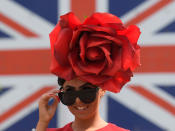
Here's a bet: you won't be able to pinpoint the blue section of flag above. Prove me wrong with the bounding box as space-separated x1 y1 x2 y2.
158 21 175 32
156 85 175 97
109 0 145 17
14 0 58 25
0 87 11 96
107 96 165 131
0 30 11 38
5 100 57 131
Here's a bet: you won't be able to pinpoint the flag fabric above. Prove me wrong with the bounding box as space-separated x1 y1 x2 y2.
0 0 175 131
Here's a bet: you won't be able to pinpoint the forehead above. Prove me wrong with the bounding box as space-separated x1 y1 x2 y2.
63 78 86 89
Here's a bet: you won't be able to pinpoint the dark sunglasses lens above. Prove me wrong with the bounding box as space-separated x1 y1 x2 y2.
58 92 75 106
58 87 98 105
79 88 98 104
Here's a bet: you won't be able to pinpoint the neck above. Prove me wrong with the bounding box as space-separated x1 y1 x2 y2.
72 111 107 131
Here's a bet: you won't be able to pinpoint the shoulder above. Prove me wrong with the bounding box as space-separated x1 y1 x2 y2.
101 123 130 131
46 122 72 131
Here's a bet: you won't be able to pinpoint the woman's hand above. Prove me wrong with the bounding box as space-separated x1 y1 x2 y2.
36 90 60 131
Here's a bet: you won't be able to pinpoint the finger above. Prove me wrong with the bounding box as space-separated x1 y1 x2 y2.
46 94 59 112
49 94 60 103
39 93 55 108
39 94 58 112
51 97 59 108
39 89 61 109
50 90 61 101
50 98 59 114
51 89 61 94
41 93 53 102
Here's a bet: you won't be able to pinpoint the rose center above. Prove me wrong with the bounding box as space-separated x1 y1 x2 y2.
86 47 105 61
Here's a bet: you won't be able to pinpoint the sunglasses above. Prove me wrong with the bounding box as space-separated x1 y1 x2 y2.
58 83 99 106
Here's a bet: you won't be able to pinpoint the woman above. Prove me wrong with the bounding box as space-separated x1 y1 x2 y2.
36 77 130 131
36 12 141 131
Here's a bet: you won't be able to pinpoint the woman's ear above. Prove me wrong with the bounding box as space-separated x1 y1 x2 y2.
100 89 106 97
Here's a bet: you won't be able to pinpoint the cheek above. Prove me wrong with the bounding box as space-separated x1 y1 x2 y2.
87 93 101 112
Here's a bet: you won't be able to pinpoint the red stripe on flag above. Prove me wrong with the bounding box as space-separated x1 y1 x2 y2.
129 85 175 116
0 13 38 37
0 46 175 75
125 0 173 26
0 86 56 123
71 0 95 22
135 46 175 73
0 49 51 75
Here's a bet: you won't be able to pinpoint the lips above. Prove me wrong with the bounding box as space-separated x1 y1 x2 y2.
74 106 88 110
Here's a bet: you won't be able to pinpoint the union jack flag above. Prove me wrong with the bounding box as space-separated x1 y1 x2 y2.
0 0 175 131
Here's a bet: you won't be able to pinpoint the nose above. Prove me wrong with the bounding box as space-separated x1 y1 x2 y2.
74 96 83 104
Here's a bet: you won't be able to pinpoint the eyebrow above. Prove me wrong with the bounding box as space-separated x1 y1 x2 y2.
64 83 95 90
79 83 92 88
64 85 75 90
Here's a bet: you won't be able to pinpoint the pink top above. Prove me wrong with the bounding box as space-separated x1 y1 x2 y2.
47 122 130 131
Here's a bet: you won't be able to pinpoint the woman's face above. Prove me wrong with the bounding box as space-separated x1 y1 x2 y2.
62 78 105 120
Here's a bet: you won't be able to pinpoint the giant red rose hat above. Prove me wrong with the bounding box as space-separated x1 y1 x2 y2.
49 12 141 93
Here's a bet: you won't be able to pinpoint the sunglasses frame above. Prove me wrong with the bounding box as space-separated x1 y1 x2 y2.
58 83 99 106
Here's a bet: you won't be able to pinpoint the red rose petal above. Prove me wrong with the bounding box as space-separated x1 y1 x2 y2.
116 35 135 71
102 46 122 76
54 28 73 66
100 78 121 93
87 36 111 48
101 69 133 93
115 69 133 83
81 25 116 36
117 25 141 45
83 12 122 25
80 33 88 63
126 25 141 44
91 33 122 46
120 34 140 71
99 45 113 66
122 45 140 71
70 24 120 50
60 12 81 29
79 75 110 85
70 29 81 49
49 23 75 80
71 25 107 49
122 45 134 70
78 60 106 75
70 27 92 49
86 47 105 61
130 46 140 71
68 48 88 76
49 23 61 53
50 56 75 80
103 23 125 31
